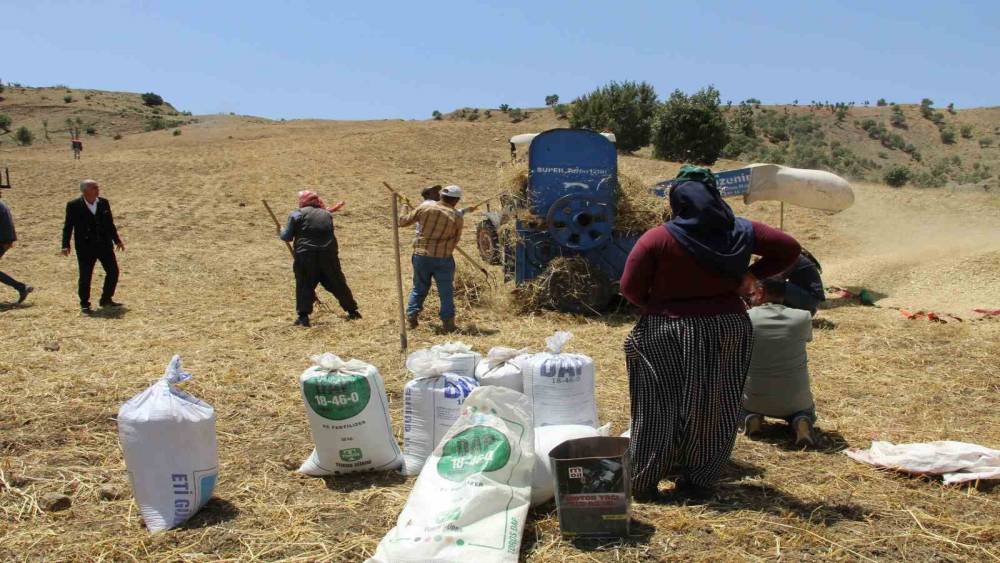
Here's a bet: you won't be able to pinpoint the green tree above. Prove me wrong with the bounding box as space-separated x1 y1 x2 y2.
14 126 33 146
651 86 730 164
569 81 658 152
544 94 559 106
0 113 11 132
890 104 907 128
883 165 911 187
141 92 164 106
499 103 510 113
947 102 956 114
431 110 442 120
876 98 887 106
920 98 934 119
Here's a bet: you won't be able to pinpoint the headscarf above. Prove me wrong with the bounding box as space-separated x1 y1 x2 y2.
665 166 754 280
297 190 341 213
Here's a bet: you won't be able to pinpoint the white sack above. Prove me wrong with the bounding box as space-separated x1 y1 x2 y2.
402 349 479 475
117 356 218 532
743 163 854 212
475 346 529 392
430 341 482 378
521 332 598 428
530 424 609 506
845 440 1000 484
370 386 534 563
298 353 403 476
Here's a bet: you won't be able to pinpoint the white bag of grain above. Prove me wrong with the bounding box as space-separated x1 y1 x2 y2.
402 349 479 476
430 340 482 378
530 423 610 506
521 331 598 428
298 353 403 476
474 346 529 392
370 386 534 563
117 356 218 532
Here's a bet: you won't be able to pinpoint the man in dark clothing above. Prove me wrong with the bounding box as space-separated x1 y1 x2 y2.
61 179 124 314
0 190 33 304
776 249 825 316
279 190 360 327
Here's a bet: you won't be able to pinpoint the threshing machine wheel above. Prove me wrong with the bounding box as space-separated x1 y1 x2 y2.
546 194 613 251
475 219 502 265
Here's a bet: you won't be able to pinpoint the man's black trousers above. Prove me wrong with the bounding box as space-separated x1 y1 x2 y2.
77 245 118 308
293 246 358 316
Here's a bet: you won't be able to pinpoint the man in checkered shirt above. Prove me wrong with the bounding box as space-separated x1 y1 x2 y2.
398 185 464 333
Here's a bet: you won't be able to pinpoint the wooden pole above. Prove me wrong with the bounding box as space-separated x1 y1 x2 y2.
390 194 408 352
779 201 785 230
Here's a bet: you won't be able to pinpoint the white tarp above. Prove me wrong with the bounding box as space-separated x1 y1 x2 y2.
845 440 1000 484
743 163 854 212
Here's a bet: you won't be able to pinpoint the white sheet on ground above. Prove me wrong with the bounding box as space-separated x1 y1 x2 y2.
844 440 1000 484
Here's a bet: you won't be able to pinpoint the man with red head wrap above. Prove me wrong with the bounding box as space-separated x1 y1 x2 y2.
279 190 359 326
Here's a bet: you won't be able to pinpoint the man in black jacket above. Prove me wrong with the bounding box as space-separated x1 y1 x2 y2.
0 188 33 304
61 179 125 314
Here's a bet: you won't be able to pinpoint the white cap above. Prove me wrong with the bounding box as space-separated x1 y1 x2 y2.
441 185 463 199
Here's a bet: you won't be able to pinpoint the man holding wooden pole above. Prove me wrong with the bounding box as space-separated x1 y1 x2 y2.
278 190 361 327
397 185 464 333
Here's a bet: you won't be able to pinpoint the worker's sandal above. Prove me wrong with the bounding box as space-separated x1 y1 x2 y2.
743 414 763 437
792 416 814 447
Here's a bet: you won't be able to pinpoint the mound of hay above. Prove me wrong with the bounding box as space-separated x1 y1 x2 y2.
452 260 496 308
513 256 610 315
498 161 529 199
616 171 667 235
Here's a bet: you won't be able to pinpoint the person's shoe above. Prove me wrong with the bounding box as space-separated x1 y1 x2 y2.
81 306 94 315
793 416 815 447
294 315 311 327
441 317 457 333
406 315 419 329
16 285 33 304
99 299 123 308
347 310 362 320
674 479 715 503
743 413 763 437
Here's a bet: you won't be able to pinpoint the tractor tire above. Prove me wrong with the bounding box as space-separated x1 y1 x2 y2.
476 219 502 265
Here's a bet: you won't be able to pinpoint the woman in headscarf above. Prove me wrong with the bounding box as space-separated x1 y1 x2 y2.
619 166 801 501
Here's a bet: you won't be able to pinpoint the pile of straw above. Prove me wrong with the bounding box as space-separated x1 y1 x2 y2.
512 256 607 314
615 171 667 235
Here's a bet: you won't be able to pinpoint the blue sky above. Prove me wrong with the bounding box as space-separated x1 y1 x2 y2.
4 1 998 119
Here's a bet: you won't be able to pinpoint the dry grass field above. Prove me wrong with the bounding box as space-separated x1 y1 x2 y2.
1 108 998 561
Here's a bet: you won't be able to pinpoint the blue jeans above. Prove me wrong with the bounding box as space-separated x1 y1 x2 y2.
407 255 455 320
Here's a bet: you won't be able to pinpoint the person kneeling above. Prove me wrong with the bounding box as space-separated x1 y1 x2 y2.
742 278 817 446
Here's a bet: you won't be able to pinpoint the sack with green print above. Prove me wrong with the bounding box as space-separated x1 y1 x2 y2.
298 353 403 476
369 386 534 563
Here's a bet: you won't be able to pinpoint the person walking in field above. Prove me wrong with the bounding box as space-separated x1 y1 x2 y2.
619 166 800 502
62 180 124 314
0 188 33 304
279 190 361 327
71 137 83 160
741 278 818 447
398 184 464 333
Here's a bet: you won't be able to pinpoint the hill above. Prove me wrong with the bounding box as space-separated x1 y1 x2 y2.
0 90 997 561
0 84 194 146
440 101 1000 190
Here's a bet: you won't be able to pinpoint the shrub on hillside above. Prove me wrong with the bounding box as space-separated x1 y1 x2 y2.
960 124 973 139
553 103 569 119
113 133 123 140
145 116 183 131
63 95 73 103
499 104 510 113
883 165 911 187
432 110 442 120
545 94 559 106
173 129 182 136
508 108 525 123
85 126 96 135
890 105 906 128
940 128 956 144
920 98 934 119
947 102 956 114
0 113 10 132
931 111 945 126
877 98 887 106
651 86 729 164
729 102 756 137
14 126 33 146
570 81 658 152
142 92 164 106
980 137 994 148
